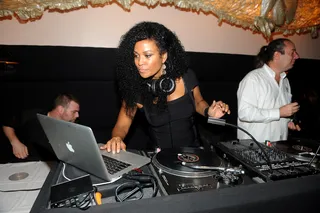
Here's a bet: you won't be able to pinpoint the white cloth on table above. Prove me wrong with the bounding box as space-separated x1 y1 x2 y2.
0 161 52 213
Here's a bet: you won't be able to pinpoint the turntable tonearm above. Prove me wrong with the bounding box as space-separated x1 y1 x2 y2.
149 147 252 195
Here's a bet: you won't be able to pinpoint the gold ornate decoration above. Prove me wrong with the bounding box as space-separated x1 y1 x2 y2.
0 0 319 38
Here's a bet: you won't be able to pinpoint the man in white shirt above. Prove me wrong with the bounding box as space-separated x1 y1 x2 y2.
237 38 301 143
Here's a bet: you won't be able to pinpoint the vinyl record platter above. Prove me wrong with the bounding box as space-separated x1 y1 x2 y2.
271 139 320 162
149 147 251 195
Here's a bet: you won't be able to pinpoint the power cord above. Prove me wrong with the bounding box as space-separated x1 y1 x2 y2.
62 162 122 186
114 173 158 202
62 162 71 181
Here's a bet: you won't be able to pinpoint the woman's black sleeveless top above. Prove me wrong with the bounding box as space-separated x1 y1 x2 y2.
140 69 199 149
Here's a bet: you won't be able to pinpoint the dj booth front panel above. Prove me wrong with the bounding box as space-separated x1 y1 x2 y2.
31 161 320 213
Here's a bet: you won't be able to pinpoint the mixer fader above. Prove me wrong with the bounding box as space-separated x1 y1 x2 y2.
215 139 319 181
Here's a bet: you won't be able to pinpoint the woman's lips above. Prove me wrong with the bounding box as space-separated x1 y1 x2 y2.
138 69 148 73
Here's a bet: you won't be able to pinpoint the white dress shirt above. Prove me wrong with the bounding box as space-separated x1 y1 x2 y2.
237 64 292 143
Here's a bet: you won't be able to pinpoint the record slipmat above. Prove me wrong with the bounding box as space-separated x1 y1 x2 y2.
152 147 223 178
271 139 320 162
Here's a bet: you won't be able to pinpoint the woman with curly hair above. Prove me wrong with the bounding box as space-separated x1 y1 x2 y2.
101 21 230 153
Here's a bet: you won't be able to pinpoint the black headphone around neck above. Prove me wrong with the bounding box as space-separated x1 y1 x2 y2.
147 76 176 96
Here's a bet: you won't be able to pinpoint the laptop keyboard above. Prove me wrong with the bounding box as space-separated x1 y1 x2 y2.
102 155 131 174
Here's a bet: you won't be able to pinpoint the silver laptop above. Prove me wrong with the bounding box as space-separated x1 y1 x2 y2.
36 114 151 181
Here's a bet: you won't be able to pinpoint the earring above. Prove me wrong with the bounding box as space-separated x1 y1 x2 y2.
162 64 166 75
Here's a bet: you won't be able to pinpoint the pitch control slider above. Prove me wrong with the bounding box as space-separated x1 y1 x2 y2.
181 162 245 175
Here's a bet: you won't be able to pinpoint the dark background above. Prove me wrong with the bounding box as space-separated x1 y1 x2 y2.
1 45 319 162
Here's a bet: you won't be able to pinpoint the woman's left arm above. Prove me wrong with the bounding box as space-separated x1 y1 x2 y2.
193 86 230 118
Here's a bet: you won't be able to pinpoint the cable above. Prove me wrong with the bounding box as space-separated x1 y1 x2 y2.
62 162 122 186
123 173 159 197
114 173 159 202
227 123 273 173
207 117 274 174
93 176 122 187
115 182 144 202
62 162 71 181
76 191 95 210
51 190 95 210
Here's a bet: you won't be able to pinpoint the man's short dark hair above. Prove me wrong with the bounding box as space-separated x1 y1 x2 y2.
53 93 79 108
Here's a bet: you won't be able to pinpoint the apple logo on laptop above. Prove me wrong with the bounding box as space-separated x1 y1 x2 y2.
66 141 75 153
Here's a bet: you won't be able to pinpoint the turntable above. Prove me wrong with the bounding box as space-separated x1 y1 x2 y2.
152 147 222 178
271 139 320 162
149 147 252 195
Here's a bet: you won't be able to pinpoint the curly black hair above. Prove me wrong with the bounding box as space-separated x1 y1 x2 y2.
116 21 189 117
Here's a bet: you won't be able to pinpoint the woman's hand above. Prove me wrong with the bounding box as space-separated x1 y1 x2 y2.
208 100 230 118
100 136 126 154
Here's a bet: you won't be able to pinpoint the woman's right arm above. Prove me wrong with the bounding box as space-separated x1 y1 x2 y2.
100 101 137 153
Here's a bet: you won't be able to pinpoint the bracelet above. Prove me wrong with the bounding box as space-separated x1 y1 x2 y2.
204 107 209 117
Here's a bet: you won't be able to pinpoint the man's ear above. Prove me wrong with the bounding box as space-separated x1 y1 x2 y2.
274 51 281 61
57 105 65 114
